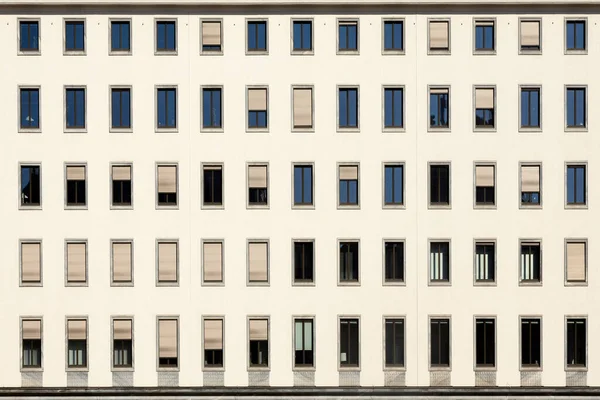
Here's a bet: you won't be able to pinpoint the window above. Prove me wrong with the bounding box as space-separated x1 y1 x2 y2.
203 165 223 206
203 241 223 284
21 242 41 285
202 88 222 129
475 165 495 206
111 21 131 52
66 165 86 207
293 20 312 52
247 165 268 206
22 319 42 368
338 20 358 52
65 88 86 130
113 319 133 368
338 87 358 129
204 319 224 368
430 318 450 367
112 241 132 284
521 165 541 206
384 241 404 283
67 319 87 368
475 242 495 283
383 20 403 52
157 241 178 285
158 318 178 368
340 318 359 367
294 319 314 367
19 20 39 52
566 318 586 367
566 20 586 51
157 165 177 207
66 242 87 285
384 164 404 206
384 319 404 367
293 165 313 206
249 319 269 367
429 20 449 52
201 21 222 53
430 88 449 128
339 165 359 206
430 241 450 283
248 241 268 284
384 87 403 129
566 241 586 283
156 20 176 52
474 87 495 128
339 241 359 283
157 88 177 129
294 241 314 283
520 87 540 128
475 20 495 51
520 242 541 283
247 88 268 129
429 164 450 206
111 88 131 130
20 88 40 130
567 164 586 206
475 318 495 367
566 87 586 128
521 318 541 368
65 20 85 52
520 20 541 52
21 165 41 206
112 165 132 207
247 21 267 52
292 87 313 130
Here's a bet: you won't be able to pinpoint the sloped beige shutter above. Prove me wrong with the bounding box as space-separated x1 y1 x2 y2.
66 166 85 180
293 88 312 128
112 166 131 181
114 319 132 340
248 88 267 111
157 166 177 193
23 320 41 340
429 21 449 49
67 243 86 282
248 165 267 188
22 242 41 282
521 21 540 47
475 88 494 109
203 21 221 46
112 242 132 282
68 320 87 340
521 166 540 192
158 242 177 282
339 165 358 180
249 319 268 341
430 88 449 95
204 319 223 350
248 242 268 282
475 166 494 187
567 242 586 282
159 319 177 358
203 242 223 282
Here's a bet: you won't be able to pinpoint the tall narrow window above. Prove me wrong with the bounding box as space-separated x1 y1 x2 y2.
202 88 222 129
21 165 41 206
383 20 403 51
65 20 85 52
294 241 314 283
20 88 40 129
249 319 269 367
384 319 404 367
247 21 267 52
338 21 358 52
475 242 495 283
203 242 223 284
19 20 39 52
294 319 314 367
111 21 131 52
338 88 358 129
340 318 359 367
157 165 177 206
156 20 176 52
521 165 541 205
430 318 450 367
384 241 404 283
475 165 495 206
384 88 403 129
475 20 495 51
204 319 224 367
339 165 359 206
67 319 87 368
248 165 268 206
520 20 541 52
430 164 450 206
430 242 450 283
112 241 132 284
384 164 403 206
520 242 541 283
158 319 178 368
247 88 268 129
566 318 586 367
293 21 312 52
475 87 495 128
65 88 86 129
566 241 586 283
521 318 541 368
248 241 268 284
521 88 540 128
113 319 133 368
22 319 42 368
66 242 87 284
111 88 131 129
566 87 586 128
429 20 449 52
21 242 41 285
201 21 222 52
339 241 359 283
112 165 132 207
203 165 223 206
293 165 313 206
157 241 178 285
430 88 449 128
475 318 495 367
566 20 586 51
566 164 586 205
292 87 313 129
157 88 177 129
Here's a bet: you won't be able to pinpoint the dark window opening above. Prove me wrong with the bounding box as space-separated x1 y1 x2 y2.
475 319 495 367
294 242 314 283
340 242 359 283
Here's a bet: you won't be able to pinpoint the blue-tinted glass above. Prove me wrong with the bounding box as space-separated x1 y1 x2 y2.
567 23 574 49
20 90 39 128
66 90 74 126
576 89 585 126
76 90 85 126
111 22 130 51
21 167 30 189
394 90 403 126
567 168 575 203
122 23 130 49
257 111 267 127
484 26 493 49
384 23 393 49
339 90 348 127
75 23 84 50
302 23 311 49
203 91 211 127
213 91 221 126
576 22 585 49
576 168 585 203
394 167 403 203
339 26 347 49
166 23 176 49
349 181 358 204
303 169 312 203
348 25 357 50
20 23 27 49
248 112 256 127
294 167 303 204
20 22 39 51
430 94 438 126
567 89 575 126
66 23 74 49
385 90 393 127
348 89 357 127
248 23 257 49
122 90 130 127
394 23 403 49
112 90 120 127
157 90 166 127
257 23 266 50
157 23 165 49
31 90 39 128
476 26 484 49
530 91 539 127
521 91 529 126
167 90 176 127
293 23 301 49
384 167 393 203
111 24 120 50
339 181 348 204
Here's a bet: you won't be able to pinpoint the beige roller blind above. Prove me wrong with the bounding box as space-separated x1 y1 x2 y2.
113 242 132 282
248 242 268 282
68 320 87 340
430 88 449 95
203 242 223 282
22 320 41 340
521 166 540 192
249 319 268 341
66 166 85 180
159 319 177 358
67 243 86 282
114 319 132 340
203 165 222 171
248 88 267 111
248 165 267 188
157 165 177 194
339 165 358 180
429 21 449 49
293 88 312 128
112 166 131 181
22 242 41 282
521 21 540 47
567 242 586 281
158 242 177 282
475 88 494 109
477 20 494 27
202 21 221 46
475 166 494 187
204 319 223 350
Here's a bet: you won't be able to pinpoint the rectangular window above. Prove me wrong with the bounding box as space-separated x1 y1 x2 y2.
429 20 449 51
247 21 267 52
566 241 586 283
384 88 403 129
20 88 40 129
430 88 449 128
566 318 586 367
475 318 495 367
383 20 403 51
112 165 132 207
339 241 359 283
384 241 404 283
521 318 541 368
293 21 312 51
294 241 314 283
384 319 404 367
339 165 359 206
203 165 223 206
248 241 268 284
111 21 131 52
294 319 314 367
157 241 178 284
475 20 495 51
429 164 450 206
203 241 223 284
566 20 586 51
157 165 177 206
158 318 178 368
65 20 85 52
65 88 86 129
201 21 222 52
340 318 359 367
19 20 39 52
475 242 495 283
520 20 541 52
157 88 177 129
204 319 224 368
430 242 450 283
338 20 358 52
293 165 313 206
475 165 495 206
66 242 87 284
67 319 87 368
66 165 86 206
475 87 495 128
111 88 131 129
566 87 586 128
248 165 268 206
249 319 269 367
521 165 541 205
248 88 268 129
22 319 42 368
113 319 133 368
339 88 358 129
21 242 41 284
520 88 540 128
567 164 586 205
21 165 41 206
202 88 222 129
292 87 313 129
520 242 541 283
156 20 176 52
384 164 403 206
430 318 450 367
112 241 132 284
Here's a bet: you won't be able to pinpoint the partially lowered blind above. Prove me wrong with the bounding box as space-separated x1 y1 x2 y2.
21 242 41 282
429 21 449 49
203 242 223 282
157 165 177 193
66 166 85 180
204 319 223 350
159 319 177 358
202 21 221 46
67 243 86 282
22 320 41 340
68 320 87 340
112 242 132 282
248 88 267 110
114 319 132 340
158 242 177 282
521 166 540 192
521 20 540 47
475 166 494 187
248 242 268 282
249 319 268 341
475 88 494 109
567 242 586 282
112 166 131 181
293 88 312 128
248 165 267 188
339 165 358 180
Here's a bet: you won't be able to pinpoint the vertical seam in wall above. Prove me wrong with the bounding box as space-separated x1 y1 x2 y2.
414 6 420 386
187 12 193 314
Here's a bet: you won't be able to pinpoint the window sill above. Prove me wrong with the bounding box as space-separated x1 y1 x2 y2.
203 366 225 372
246 128 269 133
520 366 542 372
382 49 405 55
565 127 588 133
66 367 89 372
338 281 361 287
429 366 451 372
565 204 588 210
565 49 588 55
110 127 133 134
155 128 178 133
519 281 542 287
428 281 451 287
427 127 451 133
519 49 542 55
428 49 451 55
291 50 314 56
337 205 360 210
292 204 315 210
293 366 316 372
111 366 134 372
473 50 496 55
18 50 41 56
565 281 588 287
383 204 406 210
18 128 42 134
337 50 360 55
474 204 497 210
337 127 360 133
156 282 179 287
110 205 133 211
64 128 87 134
292 281 316 287
519 127 542 133
382 127 405 133
474 366 497 372
383 366 406 372
65 205 88 210
21 367 43 372
154 50 178 56
565 366 588 372
474 281 497 287
474 127 497 133
20 281 42 287
201 281 225 287
246 50 269 55
66 282 89 287
63 51 86 56
338 366 361 372
292 127 315 133
110 282 134 287
428 204 451 210
200 127 224 133
383 281 406 287
247 204 270 210
200 50 224 56
202 204 225 210
19 205 43 211
156 205 179 210
157 367 180 372
247 282 270 287
109 50 132 56
248 366 270 372
519 204 542 210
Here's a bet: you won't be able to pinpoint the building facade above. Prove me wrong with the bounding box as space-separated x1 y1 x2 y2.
2 0 600 396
